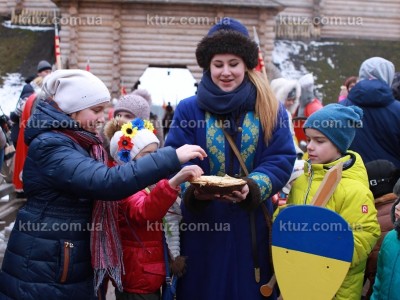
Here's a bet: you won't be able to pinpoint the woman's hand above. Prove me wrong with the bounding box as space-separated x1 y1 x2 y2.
221 184 249 203
194 184 249 203
176 144 207 164
193 188 220 201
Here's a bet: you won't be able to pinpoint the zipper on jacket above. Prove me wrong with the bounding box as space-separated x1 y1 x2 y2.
303 162 314 204
60 241 74 283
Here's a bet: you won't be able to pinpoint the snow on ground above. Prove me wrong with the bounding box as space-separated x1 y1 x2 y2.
271 39 343 80
272 40 309 79
2 20 53 31
0 73 25 116
0 221 14 266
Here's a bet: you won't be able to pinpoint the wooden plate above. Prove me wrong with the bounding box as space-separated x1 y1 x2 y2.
190 175 246 194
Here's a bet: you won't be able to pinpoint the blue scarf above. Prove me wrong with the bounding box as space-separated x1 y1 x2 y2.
197 71 257 134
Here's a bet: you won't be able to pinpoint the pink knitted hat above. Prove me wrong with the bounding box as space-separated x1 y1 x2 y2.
113 89 152 120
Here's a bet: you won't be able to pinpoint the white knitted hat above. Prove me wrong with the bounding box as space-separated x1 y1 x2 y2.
43 69 110 114
110 118 159 164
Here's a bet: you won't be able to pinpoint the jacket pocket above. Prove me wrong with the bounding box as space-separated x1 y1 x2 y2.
59 240 74 283
140 262 166 292
142 262 166 276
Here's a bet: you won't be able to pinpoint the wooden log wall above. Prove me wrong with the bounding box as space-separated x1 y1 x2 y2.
2 0 399 41
276 0 400 40
0 0 57 15
320 0 400 40
2 0 398 97
56 1 278 97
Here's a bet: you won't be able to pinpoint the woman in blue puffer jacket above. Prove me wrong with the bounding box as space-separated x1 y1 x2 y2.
0 70 206 300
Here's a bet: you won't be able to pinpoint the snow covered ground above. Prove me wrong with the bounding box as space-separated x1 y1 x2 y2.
0 73 25 116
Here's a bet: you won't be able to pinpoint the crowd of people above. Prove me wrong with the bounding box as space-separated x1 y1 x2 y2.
0 16 399 300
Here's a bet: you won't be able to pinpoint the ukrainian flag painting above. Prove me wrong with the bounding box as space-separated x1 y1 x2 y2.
272 205 354 300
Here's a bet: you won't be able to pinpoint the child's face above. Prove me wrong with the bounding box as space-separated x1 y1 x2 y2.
305 128 342 164
135 143 158 159
116 112 136 125
71 103 107 134
395 202 400 221
284 97 296 110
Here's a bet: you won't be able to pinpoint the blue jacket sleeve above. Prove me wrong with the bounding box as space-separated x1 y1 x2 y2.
24 132 181 200
249 105 297 200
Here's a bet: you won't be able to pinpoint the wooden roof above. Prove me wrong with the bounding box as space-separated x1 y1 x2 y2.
70 0 284 9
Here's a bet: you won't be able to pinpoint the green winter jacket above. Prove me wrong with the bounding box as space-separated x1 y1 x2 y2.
288 151 380 300
371 229 400 300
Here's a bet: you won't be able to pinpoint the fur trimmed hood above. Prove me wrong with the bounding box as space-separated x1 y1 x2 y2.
103 119 121 142
270 77 301 114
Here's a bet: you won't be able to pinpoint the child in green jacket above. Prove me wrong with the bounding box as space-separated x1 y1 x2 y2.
288 104 380 299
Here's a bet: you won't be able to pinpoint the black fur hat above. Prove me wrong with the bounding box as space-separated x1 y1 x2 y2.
195 17 259 70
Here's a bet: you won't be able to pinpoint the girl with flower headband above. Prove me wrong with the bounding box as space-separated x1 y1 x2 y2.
102 89 164 165
109 118 203 300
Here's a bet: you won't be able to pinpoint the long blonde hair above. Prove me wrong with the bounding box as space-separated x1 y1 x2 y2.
247 70 279 144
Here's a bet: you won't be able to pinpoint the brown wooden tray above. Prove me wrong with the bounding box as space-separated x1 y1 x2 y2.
190 175 246 194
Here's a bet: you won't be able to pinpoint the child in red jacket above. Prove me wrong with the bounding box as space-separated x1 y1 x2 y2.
109 118 203 300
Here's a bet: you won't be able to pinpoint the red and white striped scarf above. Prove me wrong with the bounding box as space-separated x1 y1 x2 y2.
60 129 123 293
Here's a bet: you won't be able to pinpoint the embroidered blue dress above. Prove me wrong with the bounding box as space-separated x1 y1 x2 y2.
165 94 296 300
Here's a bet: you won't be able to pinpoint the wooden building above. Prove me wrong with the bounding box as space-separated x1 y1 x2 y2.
48 0 283 96
1 0 399 96
276 0 400 40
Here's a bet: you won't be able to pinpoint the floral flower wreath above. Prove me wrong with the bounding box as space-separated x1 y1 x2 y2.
117 118 156 163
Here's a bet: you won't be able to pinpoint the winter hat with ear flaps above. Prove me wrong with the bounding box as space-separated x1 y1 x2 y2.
303 104 363 154
43 69 111 114
195 17 259 70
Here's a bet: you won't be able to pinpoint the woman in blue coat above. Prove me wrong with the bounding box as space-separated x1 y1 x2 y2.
0 70 206 300
165 18 296 300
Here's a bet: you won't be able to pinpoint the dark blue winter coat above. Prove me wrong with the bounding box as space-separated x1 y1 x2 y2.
340 79 400 168
165 96 296 300
0 101 181 299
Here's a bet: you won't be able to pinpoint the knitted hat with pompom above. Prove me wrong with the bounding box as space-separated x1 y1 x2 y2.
113 89 152 120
